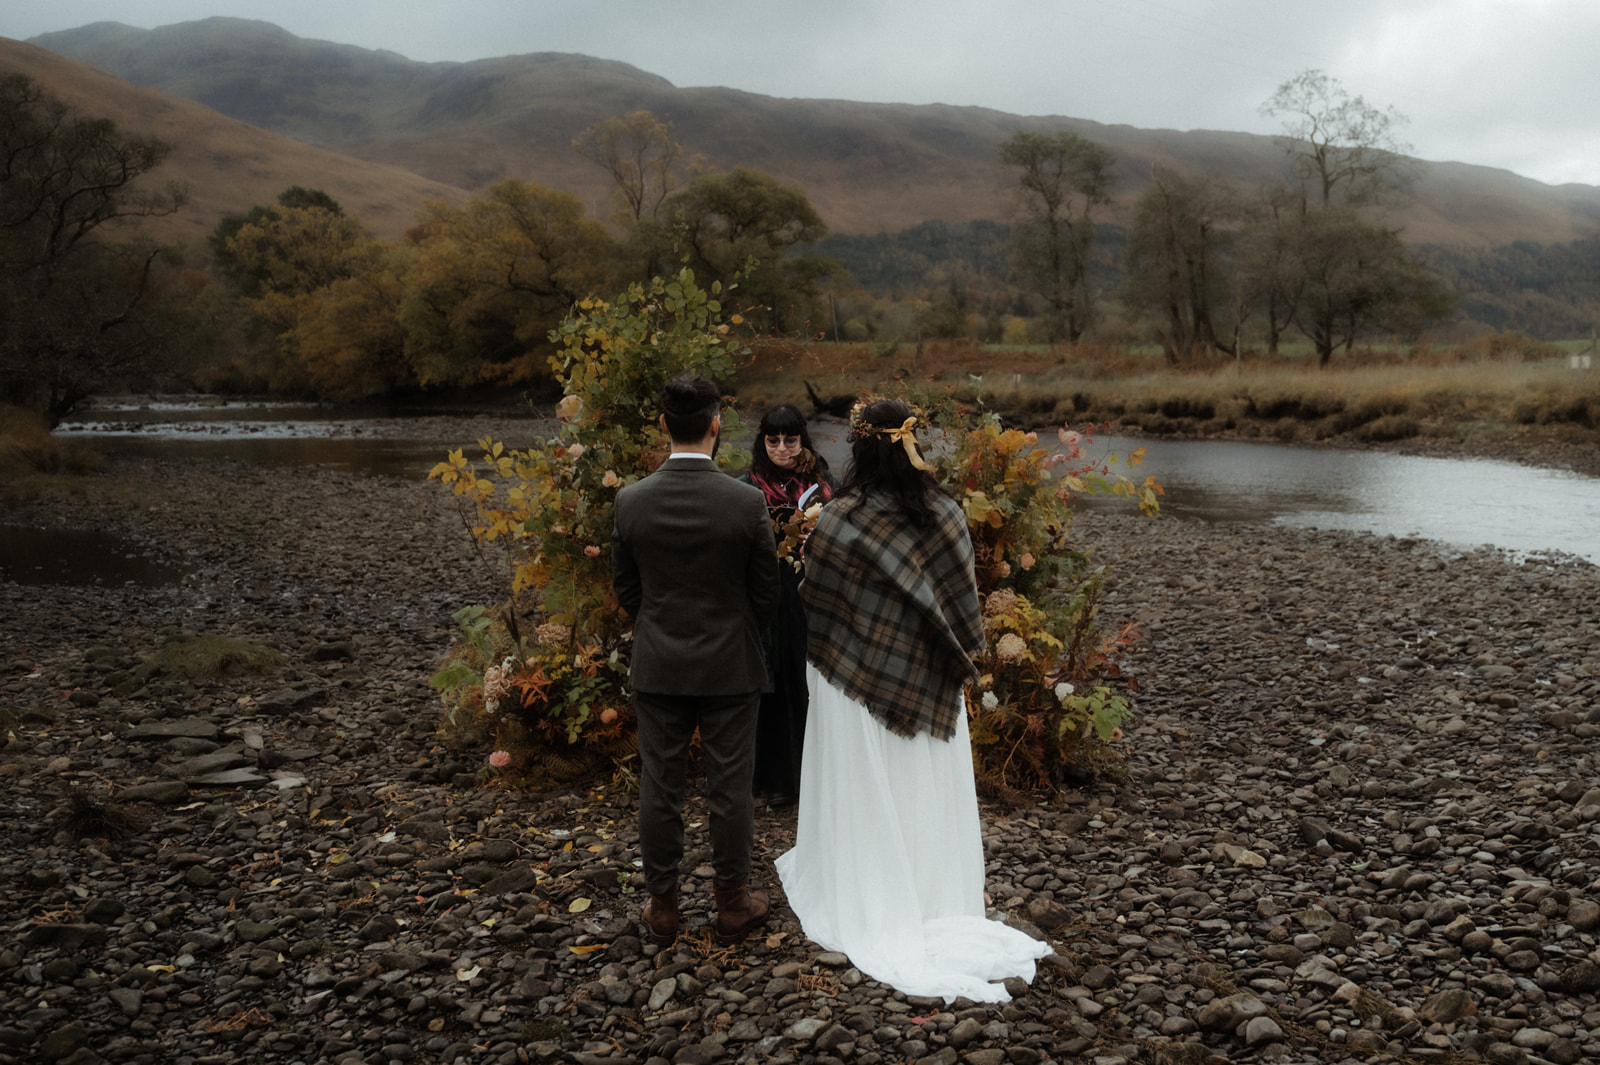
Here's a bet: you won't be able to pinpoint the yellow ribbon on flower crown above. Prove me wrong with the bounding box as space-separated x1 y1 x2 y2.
885 416 933 472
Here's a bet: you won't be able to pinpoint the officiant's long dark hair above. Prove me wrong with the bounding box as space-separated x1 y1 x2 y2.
840 399 947 528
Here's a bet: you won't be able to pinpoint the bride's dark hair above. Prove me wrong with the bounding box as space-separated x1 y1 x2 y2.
839 399 946 527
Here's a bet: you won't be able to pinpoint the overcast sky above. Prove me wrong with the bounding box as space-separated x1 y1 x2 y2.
4 0 1597 187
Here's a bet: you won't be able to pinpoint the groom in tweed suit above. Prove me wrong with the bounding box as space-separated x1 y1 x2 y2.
612 374 781 946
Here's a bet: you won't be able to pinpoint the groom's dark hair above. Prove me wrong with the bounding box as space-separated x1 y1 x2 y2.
660 374 721 443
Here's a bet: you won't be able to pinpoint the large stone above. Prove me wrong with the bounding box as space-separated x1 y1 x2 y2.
1417 988 1476 1024
127 718 220 739
113 780 189 804
170 749 251 780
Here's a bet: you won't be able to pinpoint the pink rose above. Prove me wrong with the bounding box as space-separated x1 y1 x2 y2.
488 750 511 768
602 470 620 488
1020 553 1035 570
567 444 586 459
584 545 601 557
556 395 583 421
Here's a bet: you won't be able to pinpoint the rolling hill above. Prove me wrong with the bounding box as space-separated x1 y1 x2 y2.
0 35 466 247
20 17 1600 249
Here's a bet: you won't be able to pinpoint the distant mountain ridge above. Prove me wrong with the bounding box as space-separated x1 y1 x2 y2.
0 35 466 246
17 17 1600 248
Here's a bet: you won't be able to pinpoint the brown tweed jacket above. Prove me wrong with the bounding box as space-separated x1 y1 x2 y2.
800 491 984 740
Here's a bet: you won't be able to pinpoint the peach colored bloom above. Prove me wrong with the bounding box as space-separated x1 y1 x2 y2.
567 443 586 459
584 545 601 558
535 622 571 648
1020 553 1035 570
602 470 620 488
482 664 513 702
556 395 583 421
488 750 511 768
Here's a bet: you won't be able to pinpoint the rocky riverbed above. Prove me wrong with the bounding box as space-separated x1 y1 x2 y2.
2 453 1599 1065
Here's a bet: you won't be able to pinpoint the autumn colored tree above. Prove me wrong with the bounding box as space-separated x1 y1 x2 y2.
0 73 189 423
399 180 615 389
999 130 1115 343
222 204 395 389
290 245 414 395
651 166 833 333
208 186 345 298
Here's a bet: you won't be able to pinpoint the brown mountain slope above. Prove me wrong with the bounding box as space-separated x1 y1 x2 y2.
23 18 1600 248
0 36 466 246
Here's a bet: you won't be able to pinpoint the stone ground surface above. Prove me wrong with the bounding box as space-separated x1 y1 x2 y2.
2 442 1599 1065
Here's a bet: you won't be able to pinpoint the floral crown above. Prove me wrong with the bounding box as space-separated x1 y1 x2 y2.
848 396 934 472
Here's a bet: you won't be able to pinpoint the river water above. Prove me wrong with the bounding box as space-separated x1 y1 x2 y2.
4 398 1595 584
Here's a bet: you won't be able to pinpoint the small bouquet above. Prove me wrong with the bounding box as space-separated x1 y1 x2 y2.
774 483 825 571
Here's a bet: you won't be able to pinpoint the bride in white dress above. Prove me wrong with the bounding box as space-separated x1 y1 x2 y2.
774 400 1049 1003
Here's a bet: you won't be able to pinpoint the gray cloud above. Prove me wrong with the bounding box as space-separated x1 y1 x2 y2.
4 0 1595 186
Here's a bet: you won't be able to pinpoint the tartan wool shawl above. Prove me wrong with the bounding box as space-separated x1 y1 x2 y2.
800 491 984 741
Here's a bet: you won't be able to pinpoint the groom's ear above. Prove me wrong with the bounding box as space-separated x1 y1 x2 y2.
658 414 669 434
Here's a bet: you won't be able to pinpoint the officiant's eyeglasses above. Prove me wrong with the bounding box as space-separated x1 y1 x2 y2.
765 435 803 449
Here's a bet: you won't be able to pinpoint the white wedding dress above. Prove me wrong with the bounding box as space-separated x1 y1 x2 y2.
775 664 1051 1003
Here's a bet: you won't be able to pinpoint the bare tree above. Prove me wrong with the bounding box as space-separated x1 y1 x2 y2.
572 111 682 225
0 73 188 423
999 131 1114 343
1260 69 1415 207
1250 70 1448 365
1123 166 1243 363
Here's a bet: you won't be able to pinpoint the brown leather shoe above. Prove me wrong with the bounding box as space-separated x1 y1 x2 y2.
712 884 770 945
641 887 678 947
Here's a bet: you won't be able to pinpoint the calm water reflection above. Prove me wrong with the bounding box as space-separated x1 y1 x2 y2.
1086 433 1599 563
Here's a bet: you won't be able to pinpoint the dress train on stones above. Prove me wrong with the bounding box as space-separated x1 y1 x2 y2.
775 664 1050 1003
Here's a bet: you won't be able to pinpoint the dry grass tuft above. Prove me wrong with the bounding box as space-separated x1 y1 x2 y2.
60 786 147 841
0 405 104 497
734 341 1599 453
149 633 283 679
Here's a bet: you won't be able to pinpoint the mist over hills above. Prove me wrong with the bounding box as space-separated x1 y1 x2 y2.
20 17 1600 249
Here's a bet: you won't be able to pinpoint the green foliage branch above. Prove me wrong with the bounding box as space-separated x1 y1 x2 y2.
428 269 749 786
937 411 1161 800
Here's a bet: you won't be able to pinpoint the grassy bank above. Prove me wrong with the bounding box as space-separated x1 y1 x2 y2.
736 337 1600 452
0 405 180 511
0 405 105 503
